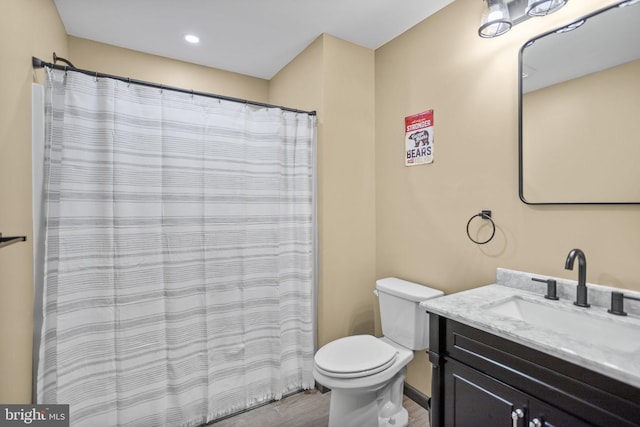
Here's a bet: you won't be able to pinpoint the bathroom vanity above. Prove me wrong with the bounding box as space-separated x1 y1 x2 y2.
422 269 640 427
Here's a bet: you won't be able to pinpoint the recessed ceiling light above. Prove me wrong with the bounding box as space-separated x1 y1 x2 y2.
184 34 200 44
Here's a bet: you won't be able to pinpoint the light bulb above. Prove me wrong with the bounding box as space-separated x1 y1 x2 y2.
185 34 200 44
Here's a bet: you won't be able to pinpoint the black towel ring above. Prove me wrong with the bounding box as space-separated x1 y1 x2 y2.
466 210 495 245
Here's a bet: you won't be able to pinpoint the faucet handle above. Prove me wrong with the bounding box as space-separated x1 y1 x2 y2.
609 292 627 316
532 277 559 300
608 291 640 316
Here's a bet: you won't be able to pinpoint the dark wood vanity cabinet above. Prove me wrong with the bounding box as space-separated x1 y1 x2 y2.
428 314 640 427
443 359 591 427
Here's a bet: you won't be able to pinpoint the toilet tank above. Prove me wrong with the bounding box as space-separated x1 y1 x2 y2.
376 277 444 350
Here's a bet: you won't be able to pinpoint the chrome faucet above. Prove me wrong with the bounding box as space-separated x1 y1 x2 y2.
565 248 590 307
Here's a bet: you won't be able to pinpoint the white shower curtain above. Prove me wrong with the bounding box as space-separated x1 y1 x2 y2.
36 68 316 426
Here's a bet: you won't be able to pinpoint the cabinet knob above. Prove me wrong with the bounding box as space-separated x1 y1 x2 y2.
511 409 524 427
529 418 543 427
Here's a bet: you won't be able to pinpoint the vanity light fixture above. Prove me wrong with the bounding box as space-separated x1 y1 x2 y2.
526 0 567 16
479 0 569 38
478 0 512 38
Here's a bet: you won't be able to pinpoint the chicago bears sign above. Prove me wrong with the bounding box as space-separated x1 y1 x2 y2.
405 110 434 166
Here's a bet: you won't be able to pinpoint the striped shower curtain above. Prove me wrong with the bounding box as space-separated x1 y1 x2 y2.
36 68 316 426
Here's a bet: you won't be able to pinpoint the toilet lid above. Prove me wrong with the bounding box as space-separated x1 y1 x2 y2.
314 335 398 379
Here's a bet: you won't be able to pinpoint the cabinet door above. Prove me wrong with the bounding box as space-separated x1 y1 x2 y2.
528 398 596 427
445 359 528 427
443 359 596 427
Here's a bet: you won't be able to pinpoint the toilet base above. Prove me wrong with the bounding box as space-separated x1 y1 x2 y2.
326 367 408 427
328 389 379 427
327 389 409 427
379 407 408 427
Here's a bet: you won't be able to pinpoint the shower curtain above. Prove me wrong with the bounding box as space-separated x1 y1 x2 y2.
36 68 316 426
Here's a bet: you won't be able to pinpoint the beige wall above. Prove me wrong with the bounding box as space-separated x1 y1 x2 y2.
320 36 376 345
271 35 377 348
68 37 269 103
269 36 324 114
375 0 638 394
0 0 68 403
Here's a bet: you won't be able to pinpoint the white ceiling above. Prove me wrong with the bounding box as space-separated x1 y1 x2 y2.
53 0 453 80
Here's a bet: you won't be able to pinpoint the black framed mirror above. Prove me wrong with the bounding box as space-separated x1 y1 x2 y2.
519 0 640 204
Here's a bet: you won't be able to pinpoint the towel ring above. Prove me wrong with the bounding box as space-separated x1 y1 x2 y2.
466 210 495 245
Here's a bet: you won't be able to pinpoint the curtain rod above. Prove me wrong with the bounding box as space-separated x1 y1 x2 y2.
32 56 316 116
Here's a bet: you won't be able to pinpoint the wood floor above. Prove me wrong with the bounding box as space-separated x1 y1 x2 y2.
210 389 430 427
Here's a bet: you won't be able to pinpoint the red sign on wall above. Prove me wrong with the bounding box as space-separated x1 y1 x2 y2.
405 110 434 166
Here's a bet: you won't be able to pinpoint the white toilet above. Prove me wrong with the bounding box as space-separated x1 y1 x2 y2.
313 277 443 427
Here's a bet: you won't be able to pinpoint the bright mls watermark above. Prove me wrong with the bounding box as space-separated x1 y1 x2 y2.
0 405 69 426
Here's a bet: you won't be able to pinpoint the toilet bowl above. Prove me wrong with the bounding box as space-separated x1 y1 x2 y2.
313 278 443 427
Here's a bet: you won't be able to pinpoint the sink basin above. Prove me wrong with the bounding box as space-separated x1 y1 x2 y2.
484 296 640 353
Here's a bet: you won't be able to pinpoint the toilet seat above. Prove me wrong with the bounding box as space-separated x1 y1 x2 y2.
314 335 398 379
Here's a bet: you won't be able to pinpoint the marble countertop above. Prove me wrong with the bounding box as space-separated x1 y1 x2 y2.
420 268 640 389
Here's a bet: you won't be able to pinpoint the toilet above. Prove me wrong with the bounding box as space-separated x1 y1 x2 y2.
313 277 443 427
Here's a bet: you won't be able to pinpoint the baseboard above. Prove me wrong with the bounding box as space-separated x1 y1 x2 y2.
403 383 430 411
315 383 331 394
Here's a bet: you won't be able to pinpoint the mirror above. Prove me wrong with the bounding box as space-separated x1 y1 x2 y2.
519 1 640 204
